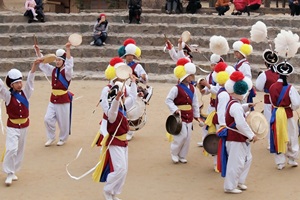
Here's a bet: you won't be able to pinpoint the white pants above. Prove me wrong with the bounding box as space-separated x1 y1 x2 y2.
3 127 28 175
44 102 70 142
274 118 299 165
224 141 252 190
104 145 128 196
171 122 192 159
263 103 272 146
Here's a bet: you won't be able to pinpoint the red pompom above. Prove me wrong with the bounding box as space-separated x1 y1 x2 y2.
176 58 190 66
230 71 244 82
214 62 227 73
109 57 123 66
123 38 136 46
240 38 250 44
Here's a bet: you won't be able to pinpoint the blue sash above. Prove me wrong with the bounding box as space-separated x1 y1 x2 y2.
11 90 29 109
127 61 136 67
270 84 289 153
56 68 69 89
178 83 194 100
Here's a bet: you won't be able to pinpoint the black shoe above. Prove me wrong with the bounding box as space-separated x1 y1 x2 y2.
41 18 45 22
247 11 250 16
137 21 141 24
28 19 32 23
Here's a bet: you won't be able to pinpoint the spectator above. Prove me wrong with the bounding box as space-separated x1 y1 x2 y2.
24 0 45 23
215 0 231 15
128 0 142 24
289 0 300 16
231 0 250 16
186 0 202 14
166 0 178 14
90 13 108 46
248 0 261 11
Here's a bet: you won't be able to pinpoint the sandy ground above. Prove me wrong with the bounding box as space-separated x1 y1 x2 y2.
0 79 300 200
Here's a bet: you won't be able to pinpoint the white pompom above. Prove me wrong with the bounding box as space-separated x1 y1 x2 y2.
250 21 268 43
225 79 235 94
209 35 229 55
232 41 243 51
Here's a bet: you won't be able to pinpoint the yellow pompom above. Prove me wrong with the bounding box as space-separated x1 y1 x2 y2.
135 46 141 58
174 65 186 79
240 44 252 56
105 66 116 80
216 71 229 85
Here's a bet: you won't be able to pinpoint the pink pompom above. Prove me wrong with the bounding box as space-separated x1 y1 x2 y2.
109 57 123 66
214 62 227 73
230 71 245 82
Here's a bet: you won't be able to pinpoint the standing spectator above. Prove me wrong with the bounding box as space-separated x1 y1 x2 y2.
289 0 300 16
35 42 74 147
2 59 39 186
90 13 108 46
24 0 45 23
215 0 231 16
128 0 142 24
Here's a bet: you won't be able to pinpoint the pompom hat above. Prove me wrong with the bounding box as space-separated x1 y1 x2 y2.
118 38 137 57
232 38 253 57
225 71 253 95
174 58 196 82
212 62 235 85
104 57 126 80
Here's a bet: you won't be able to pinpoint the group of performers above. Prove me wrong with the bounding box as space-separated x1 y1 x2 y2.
1 20 300 199
164 28 300 194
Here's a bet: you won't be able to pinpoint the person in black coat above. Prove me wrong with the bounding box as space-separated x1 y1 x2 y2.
127 0 142 24
24 0 45 23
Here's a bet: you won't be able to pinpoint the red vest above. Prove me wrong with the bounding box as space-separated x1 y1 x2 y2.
263 70 279 104
50 68 71 104
269 82 293 118
104 111 129 147
130 62 138 78
6 91 29 128
174 84 194 123
225 100 247 142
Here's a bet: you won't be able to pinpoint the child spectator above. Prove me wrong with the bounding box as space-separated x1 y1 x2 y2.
25 0 38 21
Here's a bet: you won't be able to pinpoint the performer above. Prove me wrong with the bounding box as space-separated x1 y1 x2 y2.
269 61 300 170
232 38 256 107
197 53 223 147
218 71 258 194
164 37 193 62
122 42 152 140
165 58 201 163
92 74 138 200
2 59 40 186
35 42 74 147
255 49 279 150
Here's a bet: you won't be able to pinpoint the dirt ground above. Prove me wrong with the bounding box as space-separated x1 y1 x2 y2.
0 79 300 200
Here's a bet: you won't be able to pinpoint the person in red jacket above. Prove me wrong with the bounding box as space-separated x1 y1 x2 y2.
231 0 250 15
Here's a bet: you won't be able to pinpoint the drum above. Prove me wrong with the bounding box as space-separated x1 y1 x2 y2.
203 134 219 155
126 97 146 131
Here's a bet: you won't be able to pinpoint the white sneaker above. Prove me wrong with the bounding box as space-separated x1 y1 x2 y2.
197 142 203 147
90 41 95 46
224 188 242 194
103 191 113 200
5 174 13 186
179 158 187 163
288 159 298 167
112 196 121 200
45 139 55 147
102 42 106 45
33 17 38 21
238 184 247 190
277 163 285 170
12 174 18 181
57 140 65 146
126 131 134 141
171 154 179 163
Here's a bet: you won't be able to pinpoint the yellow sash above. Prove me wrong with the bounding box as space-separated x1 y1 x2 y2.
204 111 216 134
166 132 173 142
275 107 289 153
52 89 68 96
9 118 28 124
91 131 101 148
92 133 127 181
211 93 216 99
0 146 5 162
177 105 192 111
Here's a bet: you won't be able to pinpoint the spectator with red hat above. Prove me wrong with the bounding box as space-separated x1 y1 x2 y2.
90 13 108 46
